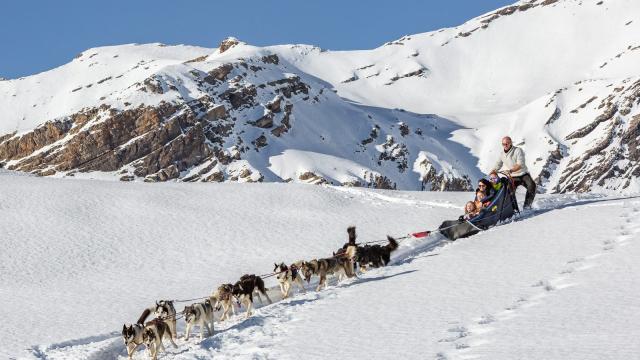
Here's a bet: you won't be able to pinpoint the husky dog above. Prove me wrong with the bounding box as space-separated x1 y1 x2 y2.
300 256 355 291
122 323 145 359
153 300 177 341
356 235 399 271
335 226 359 275
273 262 306 298
182 300 214 341
232 274 272 318
142 318 177 360
211 283 236 321
122 303 170 358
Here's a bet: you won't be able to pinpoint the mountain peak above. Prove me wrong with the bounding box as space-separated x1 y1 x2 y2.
219 37 244 53
1 0 638 193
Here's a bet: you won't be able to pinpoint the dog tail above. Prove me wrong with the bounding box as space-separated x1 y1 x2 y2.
136 308 151 325
347 226 357 244
385 236 399 252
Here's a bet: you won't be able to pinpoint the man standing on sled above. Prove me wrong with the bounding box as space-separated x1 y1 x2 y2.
491 136 536 210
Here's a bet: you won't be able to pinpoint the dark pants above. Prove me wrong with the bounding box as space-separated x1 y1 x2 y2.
512 173 536 209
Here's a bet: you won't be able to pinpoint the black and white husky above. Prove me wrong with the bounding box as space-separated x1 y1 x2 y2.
355 236 399 270
122 302 176 358
273 261 306 298
182 300 214 341
211 283 236 321
142 318 177 360
122 323 145 359
232 274 272 318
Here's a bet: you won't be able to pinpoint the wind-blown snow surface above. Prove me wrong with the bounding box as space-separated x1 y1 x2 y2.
1 170 639 359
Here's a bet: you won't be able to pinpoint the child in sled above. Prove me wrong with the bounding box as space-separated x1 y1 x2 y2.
463 201 480 220
489 170 503 191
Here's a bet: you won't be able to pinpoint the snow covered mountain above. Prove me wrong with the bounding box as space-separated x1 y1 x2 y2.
0 39 476 190
1 0 639 192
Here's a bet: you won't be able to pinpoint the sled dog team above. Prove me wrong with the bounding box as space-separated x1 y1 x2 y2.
122 226 399 359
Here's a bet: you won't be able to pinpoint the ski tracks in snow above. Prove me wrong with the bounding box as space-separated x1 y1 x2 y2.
437 199 640 360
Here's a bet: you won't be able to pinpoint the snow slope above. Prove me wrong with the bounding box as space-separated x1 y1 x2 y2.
2 0 639 192
0 41 479 190
281 0 640 116
0 43 210 135
276 0 640 193
1 169 639 359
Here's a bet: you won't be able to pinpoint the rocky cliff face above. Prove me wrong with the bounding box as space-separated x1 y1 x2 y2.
0 40 475 190
538 77 640 193
4 0 638 193
272 0 640 194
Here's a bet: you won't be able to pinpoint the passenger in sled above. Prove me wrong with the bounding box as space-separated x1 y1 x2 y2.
441 172 518 241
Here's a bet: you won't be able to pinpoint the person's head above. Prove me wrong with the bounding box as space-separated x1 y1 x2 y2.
476 189 485 201
478 179 490 194
501 136 513 151
489 170 499 183
465 201 476 214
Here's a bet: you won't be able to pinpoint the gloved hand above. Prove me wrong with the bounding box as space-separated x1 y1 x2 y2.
458 215 464 223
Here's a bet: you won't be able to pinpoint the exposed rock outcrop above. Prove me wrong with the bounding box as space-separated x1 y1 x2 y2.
218 37 240 53
0 48 476 192
551 79 640 192
414 155 473 191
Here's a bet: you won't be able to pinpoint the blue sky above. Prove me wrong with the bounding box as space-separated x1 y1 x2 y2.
0 0 513 79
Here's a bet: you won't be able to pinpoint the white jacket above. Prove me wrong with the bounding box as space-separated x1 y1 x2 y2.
494 146 529 177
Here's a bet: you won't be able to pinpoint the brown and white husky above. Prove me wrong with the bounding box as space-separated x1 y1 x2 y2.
142 318 177 360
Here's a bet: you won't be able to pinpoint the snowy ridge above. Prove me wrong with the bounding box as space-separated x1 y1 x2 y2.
1 0 639 192
0 43 210 135
0 41 477 190
277 0 640 193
